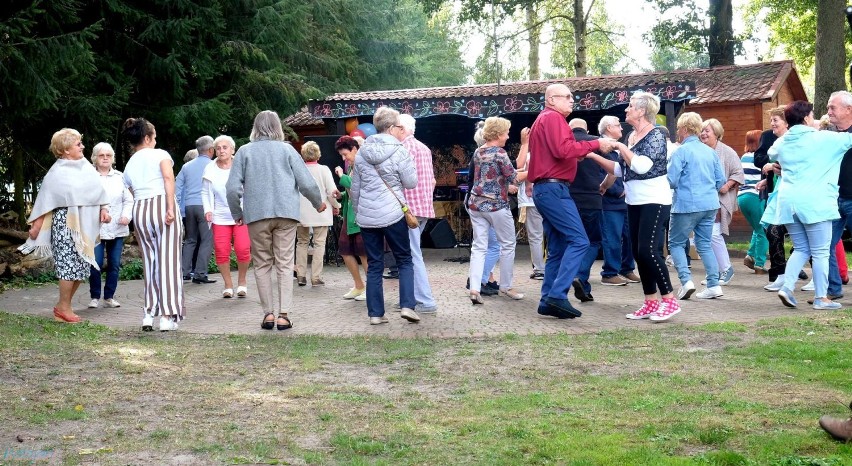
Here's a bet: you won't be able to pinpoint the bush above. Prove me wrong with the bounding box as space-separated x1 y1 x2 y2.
118 259 144 281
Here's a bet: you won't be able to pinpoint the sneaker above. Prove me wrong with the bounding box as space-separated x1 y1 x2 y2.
621 272 641 283
159 316 178 332
813 299 842 310
354 292 367 301
626 300 660 320
801 279 815 291
400 308 421 323
601 276 629 286
297 277 307 287
311 278 325 287
677 280 696 300
764 277 785 291
695 286 724 299
719 266 735 285
650 298 681 321
87 299 99 308
342 287 365 300
808 294 843 305
700 274 720 286
414 303 438 313
743 255 755 270
754 266 768 275
142 313 154 332
369 316 389 325
530 271 545 280
103 298 121 308
778 287 798 308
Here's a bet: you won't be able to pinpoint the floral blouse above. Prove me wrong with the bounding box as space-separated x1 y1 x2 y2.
467 146 517 212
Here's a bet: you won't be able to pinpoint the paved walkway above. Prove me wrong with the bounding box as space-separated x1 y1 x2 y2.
0 247 838 337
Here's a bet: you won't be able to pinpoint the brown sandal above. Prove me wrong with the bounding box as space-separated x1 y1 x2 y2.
276 313 292 331
261 312 275 330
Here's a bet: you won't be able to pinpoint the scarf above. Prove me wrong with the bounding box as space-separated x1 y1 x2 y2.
18 158 109 269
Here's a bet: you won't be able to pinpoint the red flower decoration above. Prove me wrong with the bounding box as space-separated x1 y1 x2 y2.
435 101 450 113
401 101 414 114
504 97 522 112
320 104 332 117
346 104 357 115
579 93 597 109
466 100 482 115
664 85 677 99
615 91 628 102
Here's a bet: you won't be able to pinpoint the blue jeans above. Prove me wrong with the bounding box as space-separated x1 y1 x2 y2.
89 237 125 299
828 197 852 295
408 217 436 307
576 208 602 293
482 227 499 284
533 182 589 304
668 210 718 287
601 209 635 278
785 217 833 298
361 218 415 317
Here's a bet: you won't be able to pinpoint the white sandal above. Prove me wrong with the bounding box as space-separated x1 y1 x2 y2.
222 288 234 298
236 285 247 298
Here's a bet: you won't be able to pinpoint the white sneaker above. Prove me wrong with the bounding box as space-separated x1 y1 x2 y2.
88 299 99 308
400 308 421 323
159 316 178 332
369 316 389 325
142 313 154 332
354 291 367 301
801 279 815 291
677 281 696 300
696 286 724 299
342 287 365 300
103 298 121 308
764 277 785 291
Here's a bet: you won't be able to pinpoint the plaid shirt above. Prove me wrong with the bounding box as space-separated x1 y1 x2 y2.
402 135 435 218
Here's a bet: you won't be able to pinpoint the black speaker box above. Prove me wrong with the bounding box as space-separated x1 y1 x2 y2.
421 218 456 249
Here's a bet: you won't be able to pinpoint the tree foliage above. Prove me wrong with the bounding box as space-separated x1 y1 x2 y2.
644 0 741 67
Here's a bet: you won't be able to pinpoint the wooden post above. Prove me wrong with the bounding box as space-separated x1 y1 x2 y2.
664 101 677 142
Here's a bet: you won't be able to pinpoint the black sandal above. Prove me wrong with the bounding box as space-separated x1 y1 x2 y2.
261 312 275 330
276 313 292 331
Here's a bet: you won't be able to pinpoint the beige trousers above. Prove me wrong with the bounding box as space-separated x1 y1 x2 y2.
248 218 297 314
295 226 329 281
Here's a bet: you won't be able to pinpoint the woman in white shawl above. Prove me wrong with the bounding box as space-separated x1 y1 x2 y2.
20 128 110 323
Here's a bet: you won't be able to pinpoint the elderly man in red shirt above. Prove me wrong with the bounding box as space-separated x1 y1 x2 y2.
529 84 616 319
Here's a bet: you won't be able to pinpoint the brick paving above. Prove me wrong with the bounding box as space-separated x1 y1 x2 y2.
0 246 838 338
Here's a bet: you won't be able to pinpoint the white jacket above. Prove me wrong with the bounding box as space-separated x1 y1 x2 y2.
351 133 417 229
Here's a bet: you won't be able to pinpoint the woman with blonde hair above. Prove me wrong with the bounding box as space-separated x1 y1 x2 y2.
19 129 110 323
296 141 341 287
202 135 251 299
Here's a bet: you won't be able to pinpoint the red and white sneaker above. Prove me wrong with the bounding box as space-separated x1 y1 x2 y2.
650 298 681 322
625 299 660 319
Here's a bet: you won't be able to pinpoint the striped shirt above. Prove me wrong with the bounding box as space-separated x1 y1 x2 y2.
738 152 761 196
402 135 436 218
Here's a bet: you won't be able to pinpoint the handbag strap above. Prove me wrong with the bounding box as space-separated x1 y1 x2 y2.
369 162 406 208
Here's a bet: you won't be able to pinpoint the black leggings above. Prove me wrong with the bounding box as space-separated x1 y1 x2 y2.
629 203 673 296
766 224 787 281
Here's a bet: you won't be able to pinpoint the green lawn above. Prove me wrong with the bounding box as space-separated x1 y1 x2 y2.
1 311 850 465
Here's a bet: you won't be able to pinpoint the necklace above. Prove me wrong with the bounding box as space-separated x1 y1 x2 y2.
630 121 652 145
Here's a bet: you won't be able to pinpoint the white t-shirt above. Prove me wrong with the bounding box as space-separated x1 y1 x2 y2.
123 148 172 200
201 162 236 225
614 163 672 206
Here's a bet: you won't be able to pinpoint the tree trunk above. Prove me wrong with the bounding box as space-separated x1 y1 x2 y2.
708 0 735 66
814 0 847 117
12 146 26 230
572 0 587 76
526 4 541 80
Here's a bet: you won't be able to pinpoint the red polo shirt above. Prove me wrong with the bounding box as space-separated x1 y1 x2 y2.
528 107 601 184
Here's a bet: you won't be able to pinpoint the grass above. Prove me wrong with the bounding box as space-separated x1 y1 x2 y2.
0 311 850 465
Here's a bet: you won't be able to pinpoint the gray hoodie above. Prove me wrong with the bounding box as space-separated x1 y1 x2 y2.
351 133 417 228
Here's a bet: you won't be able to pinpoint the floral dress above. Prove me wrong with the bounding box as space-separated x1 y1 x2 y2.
51 208 90 281
467 146 518 212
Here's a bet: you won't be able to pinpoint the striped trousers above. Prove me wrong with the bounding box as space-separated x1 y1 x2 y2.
133 194 185 320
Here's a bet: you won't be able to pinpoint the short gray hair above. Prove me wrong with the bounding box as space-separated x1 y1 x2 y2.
214 134 235 150
90 142 115 165
196 135 214 153
250 110 285 142
473 121 485 146
598 116 620 137
830 91 852 107
631 91 660 123
373 106 400 133
184 149 198 163
399 114 416 133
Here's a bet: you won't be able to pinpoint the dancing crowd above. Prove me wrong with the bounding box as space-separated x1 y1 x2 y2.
20 88 852 332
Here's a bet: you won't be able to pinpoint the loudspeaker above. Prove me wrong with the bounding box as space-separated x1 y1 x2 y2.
421 218 456 249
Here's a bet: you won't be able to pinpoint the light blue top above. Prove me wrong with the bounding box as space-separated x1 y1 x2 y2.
761 124 852 225
667 135 724 213
175 154 212 216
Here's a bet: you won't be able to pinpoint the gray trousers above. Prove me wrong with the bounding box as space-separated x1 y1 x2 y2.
182 205 213 277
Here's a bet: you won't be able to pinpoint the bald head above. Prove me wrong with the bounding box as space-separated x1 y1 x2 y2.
544 84 575 116
568 118 587 130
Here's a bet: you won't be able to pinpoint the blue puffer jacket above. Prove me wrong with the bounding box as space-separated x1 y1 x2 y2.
351 133 418 228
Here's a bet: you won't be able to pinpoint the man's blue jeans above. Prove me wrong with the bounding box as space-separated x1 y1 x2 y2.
576 208 602 293
668 210 718 287
532 182 589 305
90 237 125 300
601 209 635 278
360 219 415 317
828 197 852 295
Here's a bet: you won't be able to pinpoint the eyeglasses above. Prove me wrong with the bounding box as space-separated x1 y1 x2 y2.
392 124 404 130
551 95 574 103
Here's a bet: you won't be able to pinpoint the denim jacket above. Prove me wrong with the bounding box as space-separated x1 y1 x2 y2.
667 136 724 213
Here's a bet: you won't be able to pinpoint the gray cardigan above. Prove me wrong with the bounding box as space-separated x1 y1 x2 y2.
351 133 417 228
226 139 322 224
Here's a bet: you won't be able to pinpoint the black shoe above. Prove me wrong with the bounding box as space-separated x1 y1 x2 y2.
572 279 594 302
485 281 499 291
544 297 583 318
383 270 399 279
530 271 544 280
537 302 575 319
799 270 809 280
480 286 498 296
183 274 192 281
192 275 217 284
